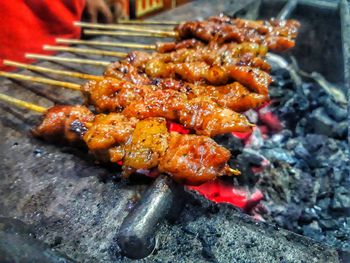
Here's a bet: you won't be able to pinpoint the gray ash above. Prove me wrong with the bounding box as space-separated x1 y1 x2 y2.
215 66 349 250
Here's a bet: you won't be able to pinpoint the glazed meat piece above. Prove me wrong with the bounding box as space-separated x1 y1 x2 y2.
33 105 238 185
175 16 300 52
155 39 204 53
122 117 169 174
178 97 252 136
158 132 233 185
32 105 94 144
82 78 253 136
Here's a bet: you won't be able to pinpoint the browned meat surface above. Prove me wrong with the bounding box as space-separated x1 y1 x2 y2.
32 105 94 144
33 106 236 185
175 16 300 52
155 39 204 53
158 132 232 185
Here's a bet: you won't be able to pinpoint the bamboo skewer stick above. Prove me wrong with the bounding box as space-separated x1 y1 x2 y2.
118 19 181 25
84 29 177 38
74 21 173 32
26 54 110 67
43 45 127 58
3 60 102 81
0 92 47 113
0 71 81 91
56 38 156 50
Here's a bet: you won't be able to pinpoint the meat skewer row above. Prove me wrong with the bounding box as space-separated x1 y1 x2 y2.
0 71 253 137
103 61 270 112
42 41 273 95
4 59 269 113
175 15 300 52
81 15 300 52
0 93 239 185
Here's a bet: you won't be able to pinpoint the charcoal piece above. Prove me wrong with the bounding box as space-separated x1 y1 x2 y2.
317 198 331 211
323 97 347 121
319 219 339 230
299 208 319 224
248 127 264 149
271 129 293 144
302 221 324 242
331 187 350 210
303 134 327 153
240 148 269 167
213 133 243 155
294 143 310 160
307 107 336 137
262 148 296 165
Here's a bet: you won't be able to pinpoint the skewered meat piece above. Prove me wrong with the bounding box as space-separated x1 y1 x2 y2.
155 39 204 53
81 78 252 136
33 105 236 185
104 61 269 111
175 16 300 52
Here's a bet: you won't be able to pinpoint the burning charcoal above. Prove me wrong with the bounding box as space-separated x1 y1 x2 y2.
331 187 350 210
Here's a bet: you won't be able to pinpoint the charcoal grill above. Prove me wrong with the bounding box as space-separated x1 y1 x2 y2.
0 0 349 262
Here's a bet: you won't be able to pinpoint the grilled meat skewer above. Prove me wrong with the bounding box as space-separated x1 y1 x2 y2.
82 78 252 136
175 15 300 52
33 105 238 185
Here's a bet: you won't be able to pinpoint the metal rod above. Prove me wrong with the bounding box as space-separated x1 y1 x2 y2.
26 54 110 67
56 38 156 50
43 45 127 58
276 0 298 20
3 60 102 81
117 175 184 259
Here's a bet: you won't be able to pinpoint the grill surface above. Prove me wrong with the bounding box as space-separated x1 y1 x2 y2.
0 0 348 262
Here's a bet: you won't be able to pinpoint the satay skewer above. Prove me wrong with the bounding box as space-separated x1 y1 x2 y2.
3 60 102 81
118 19 181 25
0 71 81 91
84 29 176 38
25 53 110 66
43 45 127 58
74 21 173 32
56 38 156 50
0 92 241 183
0 92 47 113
